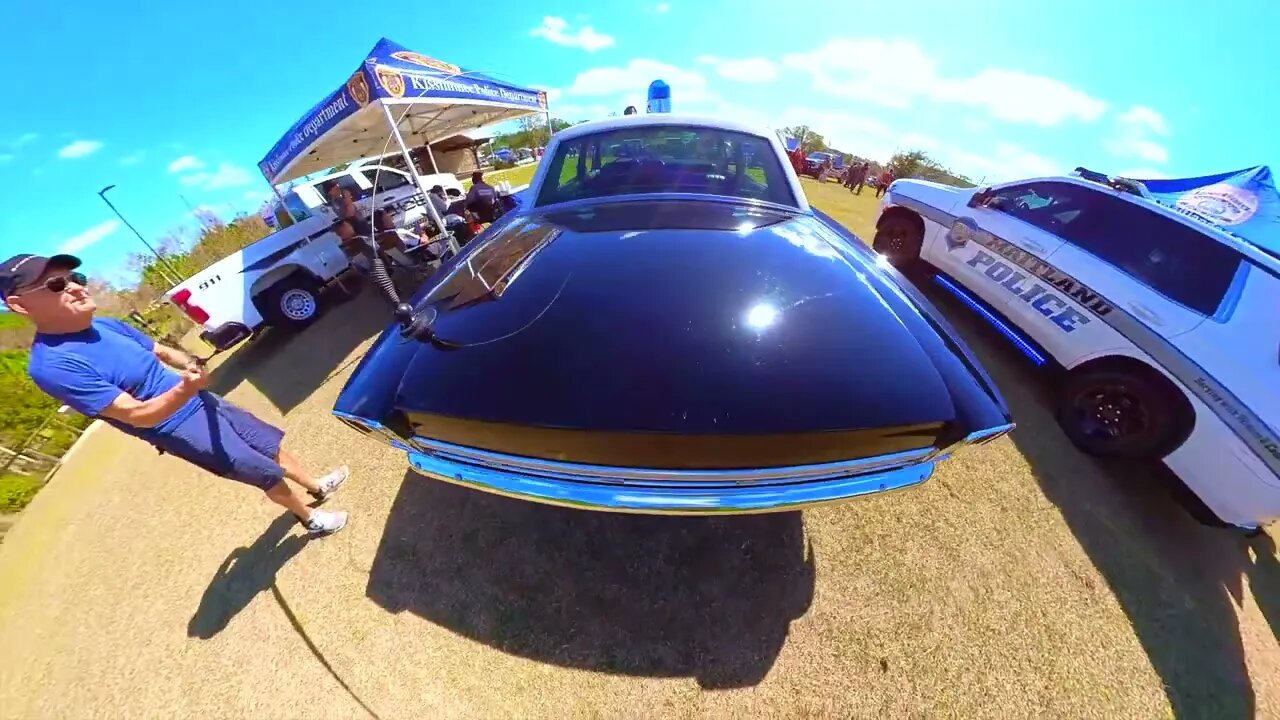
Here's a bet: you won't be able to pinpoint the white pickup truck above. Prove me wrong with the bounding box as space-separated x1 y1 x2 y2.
165 163 463 350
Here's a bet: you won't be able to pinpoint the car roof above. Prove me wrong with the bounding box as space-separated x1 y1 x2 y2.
550 113 784 142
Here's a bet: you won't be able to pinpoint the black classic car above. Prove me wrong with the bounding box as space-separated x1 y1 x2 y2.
333 113 1013 514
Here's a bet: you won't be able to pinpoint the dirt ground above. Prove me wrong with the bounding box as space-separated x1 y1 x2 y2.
1 182 1277 720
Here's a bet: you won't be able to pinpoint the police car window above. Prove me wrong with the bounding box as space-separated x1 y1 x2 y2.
536 125 797 208
989 182 1091 232
1062 196 1240 315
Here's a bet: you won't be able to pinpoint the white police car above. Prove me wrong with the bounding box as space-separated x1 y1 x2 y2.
873 168 1280 531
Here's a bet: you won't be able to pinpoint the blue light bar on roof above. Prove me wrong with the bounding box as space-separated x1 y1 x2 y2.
647 80 671 113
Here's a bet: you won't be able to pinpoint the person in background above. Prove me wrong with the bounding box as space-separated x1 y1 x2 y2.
848 162 869 195
876 168 895 198
2 254 350 537
427 185 451 223
465 171 498 213
325 181 372 236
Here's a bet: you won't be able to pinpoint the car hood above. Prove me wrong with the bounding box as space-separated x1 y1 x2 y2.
392 199 958 468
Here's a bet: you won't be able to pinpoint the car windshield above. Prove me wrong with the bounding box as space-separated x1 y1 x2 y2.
535 124 797 208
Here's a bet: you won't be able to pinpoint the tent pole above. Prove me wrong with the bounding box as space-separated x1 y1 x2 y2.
383 102 457 256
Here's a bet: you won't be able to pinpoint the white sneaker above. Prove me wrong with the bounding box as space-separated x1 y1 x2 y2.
309 466 350 504
302 509 348 537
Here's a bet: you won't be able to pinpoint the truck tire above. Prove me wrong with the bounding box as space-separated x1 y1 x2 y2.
873 215 923 267
1056 366 1188 459
257 273 323 330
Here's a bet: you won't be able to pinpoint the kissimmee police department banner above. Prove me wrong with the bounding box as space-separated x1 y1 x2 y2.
259 38 547 185
1129 166 1280 259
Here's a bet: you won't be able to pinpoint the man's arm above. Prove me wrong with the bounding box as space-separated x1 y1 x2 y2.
153 343 197 370
99 366 208 428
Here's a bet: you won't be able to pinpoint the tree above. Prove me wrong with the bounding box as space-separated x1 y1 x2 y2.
887 149 976 188
492 117 572 151
780 125 828 153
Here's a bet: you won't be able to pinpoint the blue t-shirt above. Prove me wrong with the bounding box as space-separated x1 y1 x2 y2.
28 317 202 441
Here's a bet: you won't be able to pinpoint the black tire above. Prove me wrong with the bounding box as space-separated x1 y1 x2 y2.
257 273 323 330
873 215 923 267
1056 367 1187 459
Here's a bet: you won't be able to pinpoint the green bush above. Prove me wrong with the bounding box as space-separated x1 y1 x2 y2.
0 473 42 512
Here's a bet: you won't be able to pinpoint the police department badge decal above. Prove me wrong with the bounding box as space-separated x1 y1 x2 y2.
946 217 979 251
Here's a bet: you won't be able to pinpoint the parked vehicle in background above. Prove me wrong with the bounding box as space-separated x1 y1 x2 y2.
165 164 463 350
874 166 1280 530
333 112 1014 515
801 151 844 181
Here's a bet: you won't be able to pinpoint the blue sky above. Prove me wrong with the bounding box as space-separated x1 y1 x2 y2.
2 0 1277 285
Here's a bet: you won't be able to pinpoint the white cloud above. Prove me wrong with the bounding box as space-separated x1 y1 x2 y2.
697 55 778 83
1106 104 1170 165
530 16 615 52
1119 105 1170 136
0 154 12 164
656 2 670 12
14 133 38 146
57 140 103 159
179 162 253 190
782 38 1107 126
933 69 1108 126
59 220 120 254
567 58 713 103
119 151 145 166
939 142 1061 183
168 155 204 173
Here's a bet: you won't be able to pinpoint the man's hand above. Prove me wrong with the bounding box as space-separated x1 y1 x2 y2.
154 343 196 371
180 362 211 392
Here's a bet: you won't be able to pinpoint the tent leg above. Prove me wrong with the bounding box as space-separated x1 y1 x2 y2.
382 103 457 257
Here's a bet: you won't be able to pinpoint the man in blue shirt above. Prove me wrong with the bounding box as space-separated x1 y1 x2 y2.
2 253 349 537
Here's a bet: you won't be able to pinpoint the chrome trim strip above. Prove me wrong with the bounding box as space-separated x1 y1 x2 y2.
410 436 934 487
408 450 936 515
964 423 1015 445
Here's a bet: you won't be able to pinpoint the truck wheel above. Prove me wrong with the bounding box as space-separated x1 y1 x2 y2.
873 216 922 267
258 274 322 330
1056 367 1187 459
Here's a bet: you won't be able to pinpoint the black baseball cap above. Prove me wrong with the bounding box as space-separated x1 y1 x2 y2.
0 254 82 298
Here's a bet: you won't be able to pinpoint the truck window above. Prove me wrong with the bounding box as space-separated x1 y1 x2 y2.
283 191 313 223
1060 195 1241 316
333 174 369 201
361 169 412 194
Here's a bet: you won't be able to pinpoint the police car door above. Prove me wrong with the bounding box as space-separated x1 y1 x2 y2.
931 181 1073 315
1045 189 1228 343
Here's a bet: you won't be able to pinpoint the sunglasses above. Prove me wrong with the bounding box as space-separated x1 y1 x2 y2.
17 271 88 296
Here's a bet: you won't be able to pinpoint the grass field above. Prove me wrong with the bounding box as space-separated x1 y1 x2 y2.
0 176 1276 719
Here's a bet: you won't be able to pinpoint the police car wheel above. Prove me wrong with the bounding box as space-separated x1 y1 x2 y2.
1057 369 1180 459
873 217 922 266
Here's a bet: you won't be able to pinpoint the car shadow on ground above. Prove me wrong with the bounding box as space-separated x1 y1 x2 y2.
208 282 390 415
366 473 816 689
918 280 1270 720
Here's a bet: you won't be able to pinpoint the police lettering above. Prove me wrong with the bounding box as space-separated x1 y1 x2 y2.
966 251 1092 333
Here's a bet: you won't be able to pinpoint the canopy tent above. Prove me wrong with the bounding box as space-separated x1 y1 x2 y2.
1123 166 1280 260
258 38 548 186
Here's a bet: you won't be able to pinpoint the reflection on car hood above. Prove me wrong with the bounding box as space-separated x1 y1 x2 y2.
393 199 958 467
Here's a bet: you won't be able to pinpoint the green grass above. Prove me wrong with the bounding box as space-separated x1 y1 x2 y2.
0 473 42 512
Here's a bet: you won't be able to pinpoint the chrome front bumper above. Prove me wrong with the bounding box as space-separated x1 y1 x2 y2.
406 439 939 515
